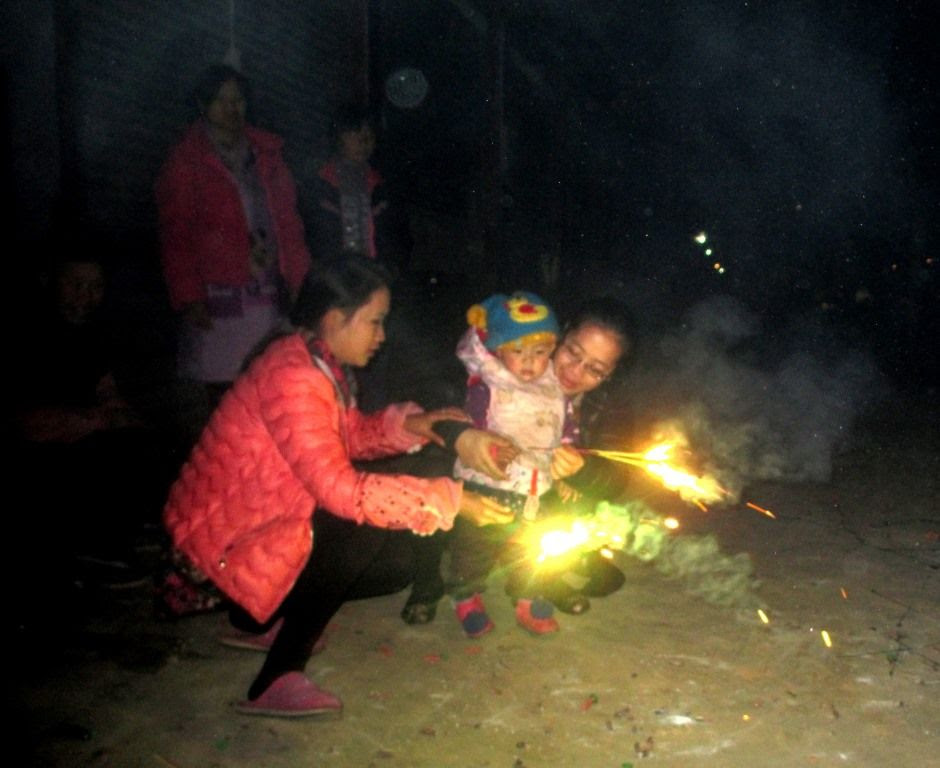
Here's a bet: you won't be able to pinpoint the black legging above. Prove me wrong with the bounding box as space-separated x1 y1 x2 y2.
520 549 627 604
247 511 417 699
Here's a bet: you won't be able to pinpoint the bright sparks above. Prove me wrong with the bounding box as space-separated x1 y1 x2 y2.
746 501 777 519
757 609 769 624
520 507 677 565
537 520 590 561
694 231 708 244
585 439 727 507
821 630 833 648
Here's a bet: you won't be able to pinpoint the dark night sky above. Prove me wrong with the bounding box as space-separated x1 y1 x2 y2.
2 0 935 386
377 0 936 319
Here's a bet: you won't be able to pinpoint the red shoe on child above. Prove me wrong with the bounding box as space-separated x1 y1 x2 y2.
455 593 495 638
515 598 559 635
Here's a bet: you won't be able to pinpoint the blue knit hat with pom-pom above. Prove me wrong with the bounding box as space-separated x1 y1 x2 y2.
467 291 559 351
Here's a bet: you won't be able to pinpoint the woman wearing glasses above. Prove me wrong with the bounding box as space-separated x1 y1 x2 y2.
407 296 636 623
540 297 637 615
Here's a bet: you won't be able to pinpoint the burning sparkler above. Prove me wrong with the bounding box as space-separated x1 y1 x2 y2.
582 439 727 507
519 500 678 566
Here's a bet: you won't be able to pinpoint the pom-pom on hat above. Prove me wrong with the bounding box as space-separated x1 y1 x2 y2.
467 291 559 351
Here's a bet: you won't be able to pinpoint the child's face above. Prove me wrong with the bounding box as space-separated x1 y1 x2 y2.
496 339 556 383
338 125 376 164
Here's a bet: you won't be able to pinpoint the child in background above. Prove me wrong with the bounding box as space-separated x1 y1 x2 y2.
312 106 403 411
312 105 389 264
449 292 566 637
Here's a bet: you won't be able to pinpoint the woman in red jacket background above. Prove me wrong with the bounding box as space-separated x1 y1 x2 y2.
164 253 514 718
155 65 310 438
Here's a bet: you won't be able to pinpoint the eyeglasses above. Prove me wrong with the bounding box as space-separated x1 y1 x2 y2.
558 341 612 382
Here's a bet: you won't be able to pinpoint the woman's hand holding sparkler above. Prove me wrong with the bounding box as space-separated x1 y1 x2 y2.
550 444 585 480
458 489 515 526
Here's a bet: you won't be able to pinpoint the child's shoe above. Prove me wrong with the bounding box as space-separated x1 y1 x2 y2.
515 598 559 635
455 593 494 638
235 672 342 718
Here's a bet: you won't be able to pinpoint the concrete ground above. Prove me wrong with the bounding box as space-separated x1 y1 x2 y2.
14 390 939 767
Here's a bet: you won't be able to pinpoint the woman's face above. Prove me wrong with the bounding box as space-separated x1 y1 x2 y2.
325 286 390 367
553 323 625 396
205 78 246 145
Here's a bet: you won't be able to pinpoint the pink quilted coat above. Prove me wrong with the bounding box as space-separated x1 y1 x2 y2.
164 334 461 623
155 122 310 311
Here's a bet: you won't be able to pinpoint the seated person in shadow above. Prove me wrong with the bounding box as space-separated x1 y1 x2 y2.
11 248 178 602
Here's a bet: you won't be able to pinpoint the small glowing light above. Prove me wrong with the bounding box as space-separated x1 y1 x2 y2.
705 248 713 256
694 231 708 245
757 609 769 624
713 262 721 270
840 587 848 599
742 713 751 722
663 517 680 530
718 267 725 274
599 547 614 559
539 523 590 558
821 630 833 648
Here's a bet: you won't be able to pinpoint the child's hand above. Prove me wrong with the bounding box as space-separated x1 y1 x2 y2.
458 490 515 526
455 429 519 480
404 407 470 446
550 445 585 480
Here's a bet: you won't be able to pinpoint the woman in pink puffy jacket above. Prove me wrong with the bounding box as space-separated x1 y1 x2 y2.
164 253 514 718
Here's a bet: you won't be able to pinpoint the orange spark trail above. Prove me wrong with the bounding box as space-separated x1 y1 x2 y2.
746 501 777 519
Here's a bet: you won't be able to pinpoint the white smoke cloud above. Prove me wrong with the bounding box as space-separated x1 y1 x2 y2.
621 294 886 496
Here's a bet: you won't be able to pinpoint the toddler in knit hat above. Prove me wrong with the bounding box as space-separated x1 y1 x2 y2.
450 291 565 638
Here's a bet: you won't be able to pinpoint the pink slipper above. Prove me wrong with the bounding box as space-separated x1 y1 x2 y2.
235 672 343 718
